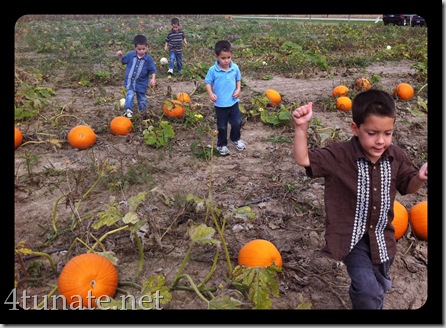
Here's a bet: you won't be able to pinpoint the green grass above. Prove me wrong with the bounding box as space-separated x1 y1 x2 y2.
15 14 427 81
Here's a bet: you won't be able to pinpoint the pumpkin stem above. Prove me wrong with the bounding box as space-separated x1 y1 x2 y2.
175 274 210 305
206 131 233 274
132 231 144 278
29 251 57 274
197 248 219 289
71 161 108 229
171 244 194 289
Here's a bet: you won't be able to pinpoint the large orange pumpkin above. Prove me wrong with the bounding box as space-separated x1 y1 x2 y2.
265 89 281 106
336 96 352 111
162 100 185 118
392 200 408 240
332 85 349 98
354 78 371 91
409 200 427 241
238 239 282 268
176 92 191 103
394 83 414 101
110 116 133 136
67 125 96 150
15 127 23 149
58 253 118 309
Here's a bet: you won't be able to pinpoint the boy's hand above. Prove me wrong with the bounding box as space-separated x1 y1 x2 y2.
208 93 217 103
116 50 122 57
292 102 313 126
419 162 428 181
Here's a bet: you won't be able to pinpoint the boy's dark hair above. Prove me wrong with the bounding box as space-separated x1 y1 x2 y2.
352 89 396 127
133 35 147 46
171 17 180 25
214 40 232 56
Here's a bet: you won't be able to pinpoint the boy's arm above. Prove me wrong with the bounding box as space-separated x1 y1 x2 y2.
406 162 428 194
233 80 241 98
149 73 156 87
205 84 217 103
292 102 313 167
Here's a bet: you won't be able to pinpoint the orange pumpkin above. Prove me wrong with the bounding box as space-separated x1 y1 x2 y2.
332 85 349 98
162 99 185 118
409 200 427 241
238 239 282 268
15 127 23 149
336 96 352 111
58 253 118 308
265 89 281 106
392 200 408 240
110 116 133 136
393 83 414 101
176 92 191 103
67 125 97 150
354 78 371 91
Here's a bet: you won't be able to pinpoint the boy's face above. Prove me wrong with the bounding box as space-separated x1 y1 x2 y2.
171 24 180 31
351 114 395 163
135 44 147 58
216 50 232 70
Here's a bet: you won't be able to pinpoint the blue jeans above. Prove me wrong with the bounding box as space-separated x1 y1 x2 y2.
215 103 242 147
169 51 183 72
343 234 393 309
124 89 147 112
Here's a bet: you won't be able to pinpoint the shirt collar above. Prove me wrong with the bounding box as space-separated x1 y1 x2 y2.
214 61 233 71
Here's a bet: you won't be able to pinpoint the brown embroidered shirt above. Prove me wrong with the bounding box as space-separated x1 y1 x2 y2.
306 137 419 264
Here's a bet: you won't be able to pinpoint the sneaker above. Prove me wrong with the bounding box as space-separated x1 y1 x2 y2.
217 146 230 156
123 109 133 118
231 139 246 151
167 68 173 74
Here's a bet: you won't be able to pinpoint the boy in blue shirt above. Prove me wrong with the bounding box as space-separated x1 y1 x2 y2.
205 40 245 156
116 35 156 118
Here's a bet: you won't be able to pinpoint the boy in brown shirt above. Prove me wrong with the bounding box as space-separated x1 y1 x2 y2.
292 89 428 309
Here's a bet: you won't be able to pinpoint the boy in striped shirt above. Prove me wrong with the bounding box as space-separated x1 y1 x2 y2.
164 17 187 75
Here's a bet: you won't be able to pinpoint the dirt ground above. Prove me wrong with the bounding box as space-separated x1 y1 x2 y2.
14 59 428 314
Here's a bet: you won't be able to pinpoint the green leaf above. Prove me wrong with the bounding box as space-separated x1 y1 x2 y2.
142 275 166 292
232 265 281 309
141 275 172 305
234 206 256 220
188 223 219 246
122 211 139 225
278 110 291 121
96 251 118 265
92 203 122 229
128 191 147 212
127 220 147 233
208 295 244 309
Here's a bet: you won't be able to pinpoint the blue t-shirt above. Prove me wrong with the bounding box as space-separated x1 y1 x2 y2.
204 61 241 107
121 51 157 93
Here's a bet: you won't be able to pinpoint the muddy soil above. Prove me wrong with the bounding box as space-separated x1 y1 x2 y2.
14 60 429 317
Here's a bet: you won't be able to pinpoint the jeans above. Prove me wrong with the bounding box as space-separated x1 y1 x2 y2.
124 89 147 112
215 103 242 147
343 234 393 309
169 51 183 72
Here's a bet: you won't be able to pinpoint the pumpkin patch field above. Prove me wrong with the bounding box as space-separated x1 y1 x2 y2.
13 15 431 318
